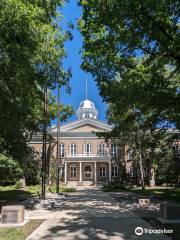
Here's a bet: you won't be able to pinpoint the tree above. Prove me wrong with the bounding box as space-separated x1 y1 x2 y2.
79 0 180 187
79 0 180 128
0 1 72 168
0 153 23 183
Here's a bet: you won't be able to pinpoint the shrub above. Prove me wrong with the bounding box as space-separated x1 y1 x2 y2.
0 153 23 184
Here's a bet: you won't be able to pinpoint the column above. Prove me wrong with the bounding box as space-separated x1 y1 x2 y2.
109 161 111 183
94 161 97 183
79 161 82 182
64 161 67 183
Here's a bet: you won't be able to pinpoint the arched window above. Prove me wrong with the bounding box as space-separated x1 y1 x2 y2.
99 143 105 156
70 143 77 156
84 143 91 156
100 164 106 177
112 164 118 177
84 165 91 172
70 164 77 178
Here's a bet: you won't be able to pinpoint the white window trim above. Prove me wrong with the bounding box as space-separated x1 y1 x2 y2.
111 144 118 157
60 143 65 157
112 164 118 177
100 164 106 177
70 143 77 156
99 143 105 156
84 143 91 156
70 164 77 178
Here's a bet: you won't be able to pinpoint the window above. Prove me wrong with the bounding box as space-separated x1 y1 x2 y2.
127 149 133 160
100 164 106 177
84 143 91 156
60 143 65 157
70 164 77 178
60 166 64 177
70 144 77 156
127 165 133 176
173 143 180 158
112 164 118 177
99 144 105 156
111 144 118 157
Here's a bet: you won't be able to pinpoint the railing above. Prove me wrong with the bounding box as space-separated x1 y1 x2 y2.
65 153 112 158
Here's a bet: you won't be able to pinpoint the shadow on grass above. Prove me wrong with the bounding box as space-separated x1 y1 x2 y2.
0 189 34 202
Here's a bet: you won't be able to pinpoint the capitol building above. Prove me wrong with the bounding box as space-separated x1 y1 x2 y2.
30 98 131 186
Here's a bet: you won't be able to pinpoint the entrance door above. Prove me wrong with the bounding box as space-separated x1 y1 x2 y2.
84 164 92 180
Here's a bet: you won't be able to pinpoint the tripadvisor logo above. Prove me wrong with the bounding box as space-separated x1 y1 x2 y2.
135 227 143 235
135 226 173 235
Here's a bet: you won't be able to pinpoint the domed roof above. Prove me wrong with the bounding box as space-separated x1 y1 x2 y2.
76 99 98 120
79 99 95 109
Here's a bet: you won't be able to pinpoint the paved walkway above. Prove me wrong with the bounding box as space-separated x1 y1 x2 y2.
26 187 169 240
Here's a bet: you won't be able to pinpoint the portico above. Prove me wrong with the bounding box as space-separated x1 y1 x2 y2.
64 160 112 184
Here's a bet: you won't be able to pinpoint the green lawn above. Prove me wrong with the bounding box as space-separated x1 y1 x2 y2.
0 185 39 202
0 184 76 203
102 185 180 203
49 185 76 193
0 219 44 240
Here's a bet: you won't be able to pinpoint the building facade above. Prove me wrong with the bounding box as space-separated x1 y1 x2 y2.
29 98 180 186
30 99 127 185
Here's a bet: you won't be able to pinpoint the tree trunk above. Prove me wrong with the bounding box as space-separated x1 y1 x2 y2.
137 129 145 190
148 159 155 187
139 154 145 190
148 167 155 187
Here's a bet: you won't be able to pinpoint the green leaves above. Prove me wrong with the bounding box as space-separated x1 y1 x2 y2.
79 0 180 184
0 153 23 182
0 1 71 166
79 0 180 128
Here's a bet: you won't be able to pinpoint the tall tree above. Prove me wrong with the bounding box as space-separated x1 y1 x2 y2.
79 0 180 187
0 1 72 170
79 0 180 128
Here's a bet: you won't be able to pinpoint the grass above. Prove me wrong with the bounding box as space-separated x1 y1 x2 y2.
102 185 180 203
0 219 44 240
49 185 76 193
0 184 76 204
0 185 40 202
132 187 180 203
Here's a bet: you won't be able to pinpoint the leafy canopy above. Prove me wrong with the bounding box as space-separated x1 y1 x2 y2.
79 0 180 128
0 0 72 165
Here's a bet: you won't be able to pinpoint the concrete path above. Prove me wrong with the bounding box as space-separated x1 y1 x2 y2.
26 187 169 240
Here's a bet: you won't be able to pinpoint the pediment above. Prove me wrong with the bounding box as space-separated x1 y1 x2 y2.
51 118 112 133
70 124 104 133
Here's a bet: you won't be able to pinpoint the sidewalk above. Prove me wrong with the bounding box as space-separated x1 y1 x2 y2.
26 187 170 240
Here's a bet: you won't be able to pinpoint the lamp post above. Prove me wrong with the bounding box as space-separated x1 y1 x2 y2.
56 83 60 194
41 85 48 199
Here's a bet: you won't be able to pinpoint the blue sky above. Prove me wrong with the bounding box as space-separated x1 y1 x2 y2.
52 0 107 125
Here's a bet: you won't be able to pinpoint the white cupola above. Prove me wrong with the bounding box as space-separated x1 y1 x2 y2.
76 99 98 120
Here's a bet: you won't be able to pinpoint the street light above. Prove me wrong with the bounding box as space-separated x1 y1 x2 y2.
56 83 60 194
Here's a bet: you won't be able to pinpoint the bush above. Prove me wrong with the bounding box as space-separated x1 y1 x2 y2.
0 153 23 184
